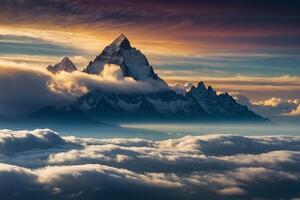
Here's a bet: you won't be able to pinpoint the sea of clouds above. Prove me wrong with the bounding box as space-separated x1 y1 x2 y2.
1 129 300 199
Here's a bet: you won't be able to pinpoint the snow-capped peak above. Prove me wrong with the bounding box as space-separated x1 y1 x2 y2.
111 34 131 50
83 34 164 82
47 57 77 74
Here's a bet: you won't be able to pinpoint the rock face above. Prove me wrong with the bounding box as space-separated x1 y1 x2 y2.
47 57 77 74
83 34 161 81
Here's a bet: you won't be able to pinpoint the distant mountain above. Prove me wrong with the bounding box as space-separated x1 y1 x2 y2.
83 34 163 82
186 82 262 119
47 57 77 74
31 35 267 123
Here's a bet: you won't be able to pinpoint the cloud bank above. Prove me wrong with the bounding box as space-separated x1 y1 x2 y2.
0 64 167 117
1 129 300 199
232 94 300 121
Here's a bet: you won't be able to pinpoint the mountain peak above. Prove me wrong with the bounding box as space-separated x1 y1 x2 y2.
207 86 217 96
197 81 206 91
83 34 166 83
61 56 72 63
111 34 131 50
47 57 77 74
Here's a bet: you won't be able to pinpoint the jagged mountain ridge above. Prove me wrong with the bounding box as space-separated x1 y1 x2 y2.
71 81 264 122
31 34 267 122
75 89 206 120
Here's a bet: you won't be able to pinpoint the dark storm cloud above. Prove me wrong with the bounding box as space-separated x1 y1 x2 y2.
2 129 300 199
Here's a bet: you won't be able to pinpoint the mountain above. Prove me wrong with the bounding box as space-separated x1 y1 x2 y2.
74 89 207 122
31 35 267 123
47 57 77 74
83 34 163 82
31 84 264 123
186 82 262 119
71 81 265 122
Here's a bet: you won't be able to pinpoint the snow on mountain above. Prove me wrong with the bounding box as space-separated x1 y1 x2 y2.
186 81 260 118
170 82 194 95
83 34 163 82
31 77 265 122
70 81 265 122
187 82 217 113
47 57 77 74
74 88 208 121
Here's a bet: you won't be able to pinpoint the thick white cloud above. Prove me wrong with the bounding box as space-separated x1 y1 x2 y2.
0 64 167 116
253 97 283 107
234 94 300 121
1 129 300 199
0 129 76 155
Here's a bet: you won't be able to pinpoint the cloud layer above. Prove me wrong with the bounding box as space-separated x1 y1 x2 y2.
0 64 167 117
1 129 300 199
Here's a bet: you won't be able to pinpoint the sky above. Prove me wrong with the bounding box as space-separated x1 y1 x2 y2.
0 0 300 116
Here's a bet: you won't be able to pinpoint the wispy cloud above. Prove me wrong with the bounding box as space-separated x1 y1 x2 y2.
0 35 83 57
1 0 300 59
0 54 89 69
